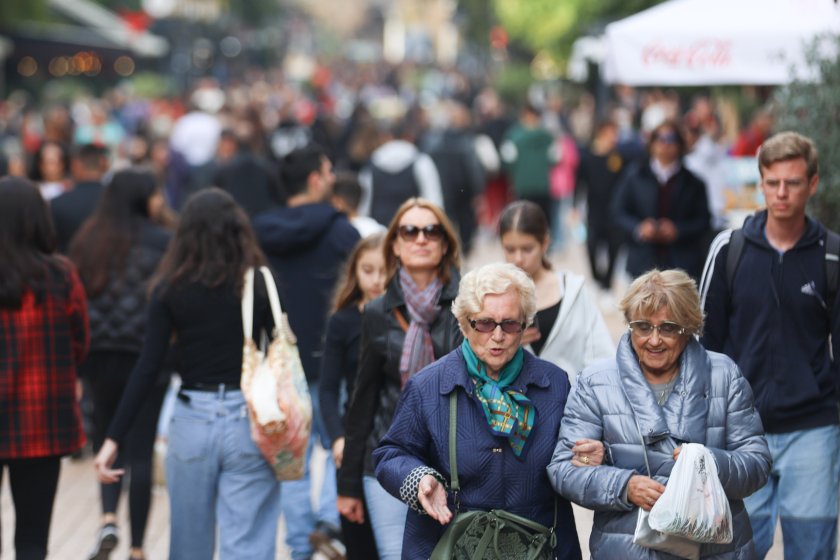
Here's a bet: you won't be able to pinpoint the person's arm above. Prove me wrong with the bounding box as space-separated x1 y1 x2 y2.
64 262 90 366
670 173 711 242
581 285 616 367
372 376 448 520
699 231 732 352
610 168 646 240
337 304 388 499
546 375 636 511
704 358 771 500
320 312 348 447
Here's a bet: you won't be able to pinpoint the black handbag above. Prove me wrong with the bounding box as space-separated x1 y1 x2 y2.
429 392 557 560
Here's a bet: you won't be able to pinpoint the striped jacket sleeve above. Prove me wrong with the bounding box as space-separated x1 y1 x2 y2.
699 229 733 353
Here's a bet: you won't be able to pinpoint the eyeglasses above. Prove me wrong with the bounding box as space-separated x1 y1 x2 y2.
469 318 526 334
655 132 679 145
398 224 445 242
628 320 686 339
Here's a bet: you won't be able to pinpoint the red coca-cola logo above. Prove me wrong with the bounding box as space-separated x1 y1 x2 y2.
642 40 732 69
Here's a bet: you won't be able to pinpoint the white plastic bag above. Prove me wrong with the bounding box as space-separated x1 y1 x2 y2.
649 443 733 544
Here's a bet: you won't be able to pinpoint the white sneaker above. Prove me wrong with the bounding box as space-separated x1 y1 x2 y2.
87 523 118 560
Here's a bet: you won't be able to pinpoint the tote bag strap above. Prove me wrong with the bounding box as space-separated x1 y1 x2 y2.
242 267 256 341
257 266 284 332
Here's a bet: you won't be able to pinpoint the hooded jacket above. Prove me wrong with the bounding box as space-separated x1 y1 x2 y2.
253 203 360 383
527 271 615 384
548 335 770 559
699 210 840 434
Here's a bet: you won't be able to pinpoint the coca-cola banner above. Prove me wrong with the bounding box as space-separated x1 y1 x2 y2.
602 0 840 86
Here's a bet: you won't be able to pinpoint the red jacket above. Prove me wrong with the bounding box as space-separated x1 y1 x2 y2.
0 259 89 458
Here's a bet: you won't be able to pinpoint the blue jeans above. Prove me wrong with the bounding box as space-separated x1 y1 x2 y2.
166 386 281 560
363 475 407 560
745 424 840 559
281 383 339 559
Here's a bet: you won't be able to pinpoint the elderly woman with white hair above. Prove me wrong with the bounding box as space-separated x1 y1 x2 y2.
373 262 584 559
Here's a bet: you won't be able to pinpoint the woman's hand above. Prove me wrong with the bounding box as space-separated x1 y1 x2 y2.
337 495 365 524
332 437 345 469
627 475 666 511
418 474 452 525
93 439 124 484
673 445 682 462
571 439 605 467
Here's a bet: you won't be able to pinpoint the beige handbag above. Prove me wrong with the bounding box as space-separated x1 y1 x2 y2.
240 266 312 480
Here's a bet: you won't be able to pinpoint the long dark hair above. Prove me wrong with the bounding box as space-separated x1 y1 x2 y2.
0 176 59 308
498 200 552 271
70 168 157 297
332 233 384 313
150 188 266 295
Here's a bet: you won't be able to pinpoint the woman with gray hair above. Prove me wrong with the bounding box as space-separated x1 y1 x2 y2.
548 269 771 559
372 262 583 559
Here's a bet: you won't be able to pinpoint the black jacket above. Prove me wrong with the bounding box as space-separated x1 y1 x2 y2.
700 210 840 433
611 161 710 280
86 223 170 354
254 203 360 383
51 181 104 253
337 271 463 498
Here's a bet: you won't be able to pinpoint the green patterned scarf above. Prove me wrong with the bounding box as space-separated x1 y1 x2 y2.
460 339 535 456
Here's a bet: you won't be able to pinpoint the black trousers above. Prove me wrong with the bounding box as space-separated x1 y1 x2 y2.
84 350 167 549
0 456 62 560
586 222 625 291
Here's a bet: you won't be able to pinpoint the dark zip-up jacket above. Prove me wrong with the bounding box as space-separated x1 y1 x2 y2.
338 271 462 498
699 210 840 433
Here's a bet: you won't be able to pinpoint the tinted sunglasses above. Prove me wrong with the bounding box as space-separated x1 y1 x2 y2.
655 132 679 145
469 318 526 334
398 224 445 242
628 320 685 339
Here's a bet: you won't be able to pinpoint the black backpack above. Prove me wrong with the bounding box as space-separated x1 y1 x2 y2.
726 227 840 312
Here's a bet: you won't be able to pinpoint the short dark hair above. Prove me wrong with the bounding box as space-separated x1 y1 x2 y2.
332 172 362 210
280 143 327 197
72 143 108 171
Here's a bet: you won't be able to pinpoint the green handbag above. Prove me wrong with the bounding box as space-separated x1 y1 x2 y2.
429 392 557 560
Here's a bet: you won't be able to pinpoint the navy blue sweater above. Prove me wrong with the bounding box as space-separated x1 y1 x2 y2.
699 210 840 433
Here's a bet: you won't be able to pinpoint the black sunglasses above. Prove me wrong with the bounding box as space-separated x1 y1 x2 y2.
469 318 526 334
398 224 445 242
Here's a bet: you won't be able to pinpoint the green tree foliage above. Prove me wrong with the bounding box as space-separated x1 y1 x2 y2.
0 0 50 23
490 0 664 64
773 36 840 232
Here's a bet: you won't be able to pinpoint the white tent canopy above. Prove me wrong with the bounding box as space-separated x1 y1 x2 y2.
602 0 840 86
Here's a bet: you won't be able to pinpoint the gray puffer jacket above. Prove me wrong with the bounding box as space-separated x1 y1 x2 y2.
547 334 770 559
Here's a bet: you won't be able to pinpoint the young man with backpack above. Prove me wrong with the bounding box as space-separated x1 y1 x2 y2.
699 131 840 559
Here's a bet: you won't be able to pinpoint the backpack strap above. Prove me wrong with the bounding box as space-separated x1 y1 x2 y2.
725 228 746 296
825 229 840 312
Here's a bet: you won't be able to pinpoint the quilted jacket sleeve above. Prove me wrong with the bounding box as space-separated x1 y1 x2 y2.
372 376 437 506
547 376 635 511
707 361 771 500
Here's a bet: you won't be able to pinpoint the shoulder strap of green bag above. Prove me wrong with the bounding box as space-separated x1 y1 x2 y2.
448 391 459 495
447 390 557 542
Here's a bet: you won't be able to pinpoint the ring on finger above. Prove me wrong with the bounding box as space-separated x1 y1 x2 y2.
582 456 590 464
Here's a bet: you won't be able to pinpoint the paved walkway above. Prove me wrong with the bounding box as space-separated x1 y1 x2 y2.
0 235 825 558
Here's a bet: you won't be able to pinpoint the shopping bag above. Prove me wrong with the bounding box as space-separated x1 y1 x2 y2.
649 443 733 544
241 267 312 481
633 508 700 559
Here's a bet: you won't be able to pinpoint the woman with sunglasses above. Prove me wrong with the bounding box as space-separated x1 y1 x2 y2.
499 200 614 384
611 119 711 282
548 269 770 559
337 198 462 559
372 262 583 559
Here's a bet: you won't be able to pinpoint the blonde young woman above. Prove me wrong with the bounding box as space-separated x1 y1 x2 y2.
499 200 614 382
320 234 386 559
337 198 462 560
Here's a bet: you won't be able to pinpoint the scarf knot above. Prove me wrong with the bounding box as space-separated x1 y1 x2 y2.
460 340 535 456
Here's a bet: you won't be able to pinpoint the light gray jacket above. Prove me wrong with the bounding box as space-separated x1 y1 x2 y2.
547 334 770 559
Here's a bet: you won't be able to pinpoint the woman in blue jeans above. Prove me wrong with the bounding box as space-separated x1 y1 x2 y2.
94 188 281 559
